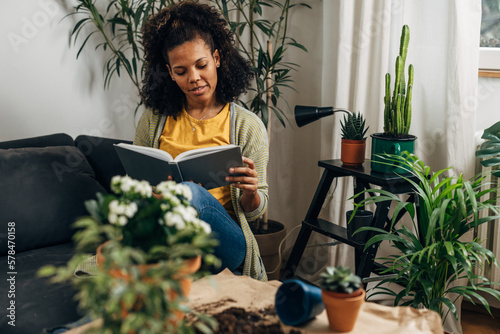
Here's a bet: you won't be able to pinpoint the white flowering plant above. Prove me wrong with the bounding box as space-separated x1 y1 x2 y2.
38 176 219 333
79 175 219 263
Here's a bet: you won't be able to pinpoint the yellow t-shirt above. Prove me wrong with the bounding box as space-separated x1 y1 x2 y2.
159 103 232 207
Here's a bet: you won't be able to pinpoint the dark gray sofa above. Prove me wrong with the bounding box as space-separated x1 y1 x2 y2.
0 133 131 334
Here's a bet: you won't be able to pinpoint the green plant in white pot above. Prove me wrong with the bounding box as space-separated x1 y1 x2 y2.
371 25 416 174
351 152 500 324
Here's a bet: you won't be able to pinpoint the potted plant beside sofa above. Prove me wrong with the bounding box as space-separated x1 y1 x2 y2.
350 152 500 326
371 25 416 174
340 112 369 167
319 266 365 332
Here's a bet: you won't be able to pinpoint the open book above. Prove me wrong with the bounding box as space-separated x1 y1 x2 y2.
114 143 243 190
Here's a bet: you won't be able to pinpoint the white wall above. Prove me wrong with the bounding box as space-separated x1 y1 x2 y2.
0 0 139 142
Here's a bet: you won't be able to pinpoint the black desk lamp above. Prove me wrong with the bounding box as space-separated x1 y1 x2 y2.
294 105 351 127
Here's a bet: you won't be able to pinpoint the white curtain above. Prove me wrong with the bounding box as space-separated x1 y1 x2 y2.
268 1 481 333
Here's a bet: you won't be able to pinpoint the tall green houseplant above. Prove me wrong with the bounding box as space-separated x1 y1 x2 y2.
211 0 309 128
65 0 308 125
351 153 500 323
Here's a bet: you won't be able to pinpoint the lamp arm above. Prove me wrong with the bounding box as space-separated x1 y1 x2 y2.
333 108 352 115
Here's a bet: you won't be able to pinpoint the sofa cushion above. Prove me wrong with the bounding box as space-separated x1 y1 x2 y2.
0 243 81 333
0 145 106 254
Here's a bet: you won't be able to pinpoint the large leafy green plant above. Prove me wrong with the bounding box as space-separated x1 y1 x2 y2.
476 121 500 177
350 152 500 322
66 0 309 125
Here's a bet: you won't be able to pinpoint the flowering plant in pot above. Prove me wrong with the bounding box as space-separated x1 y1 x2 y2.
319 266 365 332
39 176 219 333
340 112 369 167
371 24 416 174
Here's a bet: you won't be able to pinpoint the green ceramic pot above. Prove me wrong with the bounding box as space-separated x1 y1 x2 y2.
370 133 417 174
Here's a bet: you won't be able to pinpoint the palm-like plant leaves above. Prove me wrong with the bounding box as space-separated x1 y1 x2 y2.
350 152 500 322
476 121 500 177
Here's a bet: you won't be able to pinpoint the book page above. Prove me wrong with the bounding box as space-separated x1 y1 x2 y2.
174 144 238 162
114 143 173 162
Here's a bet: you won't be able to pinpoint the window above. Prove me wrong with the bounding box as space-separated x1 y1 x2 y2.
480 0 500 71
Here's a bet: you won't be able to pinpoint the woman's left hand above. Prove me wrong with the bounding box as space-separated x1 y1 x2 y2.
226 157 260 212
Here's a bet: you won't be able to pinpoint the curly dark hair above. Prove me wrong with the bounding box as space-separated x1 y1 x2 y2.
141 1 253 117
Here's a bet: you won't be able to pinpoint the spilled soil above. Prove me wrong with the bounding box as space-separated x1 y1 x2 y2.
191 299 301 334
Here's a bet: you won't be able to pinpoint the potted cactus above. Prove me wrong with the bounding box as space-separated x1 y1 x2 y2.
319 266 365 332
340 112 369 166
371 25 417 174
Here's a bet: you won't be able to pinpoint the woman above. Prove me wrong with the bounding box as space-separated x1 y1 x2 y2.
135 1 269 281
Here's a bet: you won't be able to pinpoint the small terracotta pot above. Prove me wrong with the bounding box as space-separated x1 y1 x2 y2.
321 288 366 332
341 139 366 167
96 242 201 326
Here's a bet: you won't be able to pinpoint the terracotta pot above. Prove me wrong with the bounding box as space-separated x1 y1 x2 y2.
321 288 366 332
341 139 366 167
254 220 286 280
96 242 201 326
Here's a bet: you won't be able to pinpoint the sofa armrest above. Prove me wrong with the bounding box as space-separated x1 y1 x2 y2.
0 133 74 149
75 135 132 193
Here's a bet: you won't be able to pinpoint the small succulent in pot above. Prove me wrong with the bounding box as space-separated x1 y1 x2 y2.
340 112 369 141
320 266 365 332
340 112 369 166
320 266 362 294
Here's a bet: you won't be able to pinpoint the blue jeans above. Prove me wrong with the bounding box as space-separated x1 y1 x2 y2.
182 182 246 272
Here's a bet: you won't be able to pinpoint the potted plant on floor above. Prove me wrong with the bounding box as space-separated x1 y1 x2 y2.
319 266 365 332
350 152 500 326
340 112 369 167
39 176 219 333
371 25 416 174
212 0 310 280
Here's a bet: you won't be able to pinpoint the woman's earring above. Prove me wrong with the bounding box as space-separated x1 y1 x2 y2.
216 64 220 68
172 78 175 81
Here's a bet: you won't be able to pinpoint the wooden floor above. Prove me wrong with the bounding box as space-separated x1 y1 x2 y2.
461 302 500 334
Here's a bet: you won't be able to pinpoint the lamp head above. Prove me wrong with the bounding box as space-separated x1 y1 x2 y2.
294 105 351 127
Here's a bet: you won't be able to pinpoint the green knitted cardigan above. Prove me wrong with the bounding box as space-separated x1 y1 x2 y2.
134 102 269 281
